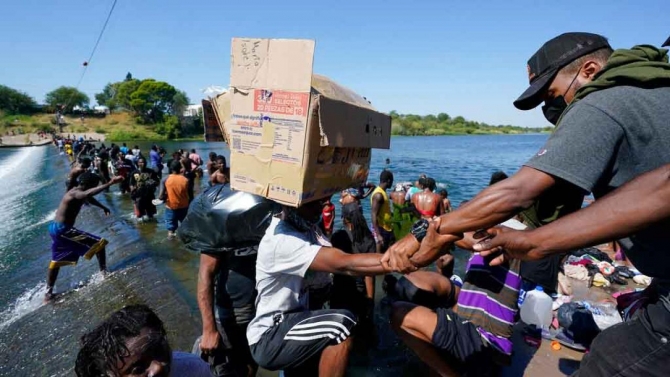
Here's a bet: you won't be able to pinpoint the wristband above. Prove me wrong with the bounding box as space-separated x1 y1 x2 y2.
410 218 430 243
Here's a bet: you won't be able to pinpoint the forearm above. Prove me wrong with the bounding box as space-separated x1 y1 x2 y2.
364 276 375 299
82 181 115 197
529 165 670 257
87 197 107 210
438 184 530 235
341 254 388 276
197 271 217 333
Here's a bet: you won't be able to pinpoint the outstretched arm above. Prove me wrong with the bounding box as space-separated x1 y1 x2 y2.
475 164 670 265
87 197 110 216
384 167 556 271
309 247 391 276
73 176 123 200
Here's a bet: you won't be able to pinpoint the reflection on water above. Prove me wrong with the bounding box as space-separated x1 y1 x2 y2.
0 135 547 376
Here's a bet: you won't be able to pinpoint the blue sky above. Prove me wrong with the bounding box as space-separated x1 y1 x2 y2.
1 0 667 127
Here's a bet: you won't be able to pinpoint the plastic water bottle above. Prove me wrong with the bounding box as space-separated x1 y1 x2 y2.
520 286 553 329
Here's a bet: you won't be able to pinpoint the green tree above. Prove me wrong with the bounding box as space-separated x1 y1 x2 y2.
45 86 89 113
437 112 450 122
114 79 141 110
95 82 120 110
129 79 177 123
125 72 133 81
172 90 190 117
0 85 37 114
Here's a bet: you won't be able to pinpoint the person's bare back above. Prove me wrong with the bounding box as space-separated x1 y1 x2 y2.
412 190 443 218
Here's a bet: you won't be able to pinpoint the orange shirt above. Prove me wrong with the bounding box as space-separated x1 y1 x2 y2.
165 174 190 209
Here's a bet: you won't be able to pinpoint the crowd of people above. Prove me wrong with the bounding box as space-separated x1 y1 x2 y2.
49 31 670 377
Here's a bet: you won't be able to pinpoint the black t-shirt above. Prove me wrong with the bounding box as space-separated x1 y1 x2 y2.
525 86 670 279
330 229 376 298
211 246 257 324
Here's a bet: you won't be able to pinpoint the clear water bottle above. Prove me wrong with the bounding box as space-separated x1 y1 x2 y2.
520 286 553 329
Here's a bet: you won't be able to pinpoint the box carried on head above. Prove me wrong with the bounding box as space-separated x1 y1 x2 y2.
225 38 391 207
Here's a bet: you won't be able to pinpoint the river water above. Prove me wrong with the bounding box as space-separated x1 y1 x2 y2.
0 134 547 376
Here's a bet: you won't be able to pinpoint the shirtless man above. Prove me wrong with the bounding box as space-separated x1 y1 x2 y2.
209 155 230 186
46 173 123 301
390 184 407 207
411 177 444 219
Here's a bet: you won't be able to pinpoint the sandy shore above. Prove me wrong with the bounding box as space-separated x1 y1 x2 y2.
0 132 106 147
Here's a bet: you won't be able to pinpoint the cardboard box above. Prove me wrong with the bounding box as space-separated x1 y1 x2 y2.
227 38 391 207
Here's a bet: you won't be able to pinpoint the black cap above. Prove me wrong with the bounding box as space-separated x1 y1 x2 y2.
514 32 611 110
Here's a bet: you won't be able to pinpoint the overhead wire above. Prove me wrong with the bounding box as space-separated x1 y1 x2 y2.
63 0 119 111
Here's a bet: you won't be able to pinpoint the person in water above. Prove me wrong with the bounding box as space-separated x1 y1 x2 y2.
66 157 92 191
390 183 407 207
75 304 211 377
405 174 427 202
370 170 395 252
206 152 218 176
46 172 123 301
209 155 229 186
158 160 190 239
129 157 159 221
438 189 452 213
411 177 444 219
339 183 376 208
246 197 394 376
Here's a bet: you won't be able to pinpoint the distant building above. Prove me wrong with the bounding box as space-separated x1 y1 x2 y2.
183 104 202 117
93 106 110 115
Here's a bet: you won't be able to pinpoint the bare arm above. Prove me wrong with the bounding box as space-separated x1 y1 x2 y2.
197 253 221 351
72 176 122 200
476 164 670 264
382 167 556 272
86 197 110 215
309 247 390 276
371 193 383 231
364 276 375 299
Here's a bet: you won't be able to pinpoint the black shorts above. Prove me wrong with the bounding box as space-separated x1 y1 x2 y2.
395 276 457 310
432 308 497 376
250 309 356 372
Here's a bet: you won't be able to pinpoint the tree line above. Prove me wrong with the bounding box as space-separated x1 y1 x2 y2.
389 111 551 135
0 73 192 138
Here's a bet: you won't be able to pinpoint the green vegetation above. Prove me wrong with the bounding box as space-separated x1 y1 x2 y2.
0 85 38 114
45 86 89 113
1 74 200 141
95 75 190 125
389 111 551 136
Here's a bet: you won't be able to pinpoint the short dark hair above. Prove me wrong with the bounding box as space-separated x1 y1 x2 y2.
418 177 428 188
425 177 437 191
78 172 100 188
75 305 170 377
216 155 227 167
560 47 613 75
380 170 394 184
79 157 92 169
489 171 509 186
191 149 196 153
170 159 182 173
439 189 448 197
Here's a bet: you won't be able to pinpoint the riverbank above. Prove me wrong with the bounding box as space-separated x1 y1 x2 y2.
1 112 189 142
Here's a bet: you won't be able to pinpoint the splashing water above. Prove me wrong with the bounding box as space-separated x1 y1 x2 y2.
0 282 47 331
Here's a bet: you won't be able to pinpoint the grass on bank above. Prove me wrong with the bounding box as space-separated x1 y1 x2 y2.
0 112 175 141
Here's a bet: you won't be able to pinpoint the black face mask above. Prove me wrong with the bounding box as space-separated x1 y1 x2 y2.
541 70 581 125
541 95 568 125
